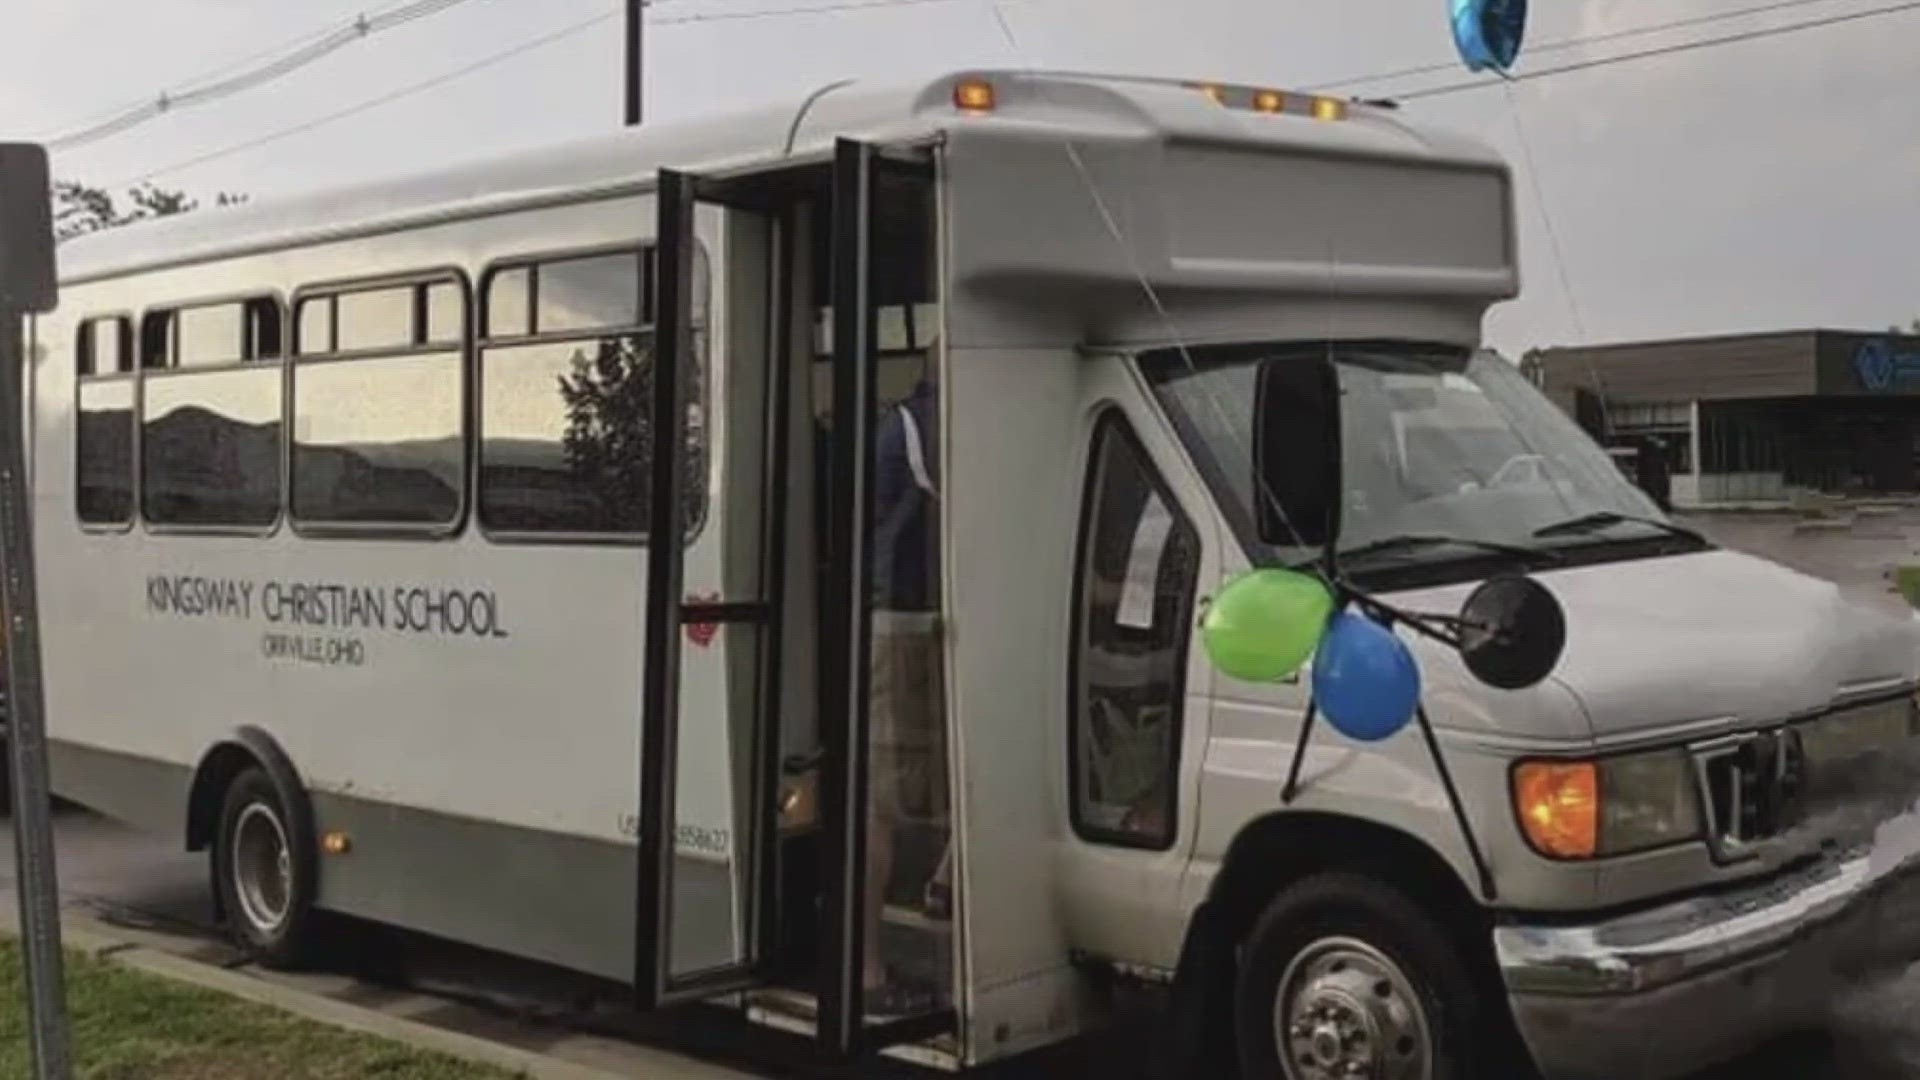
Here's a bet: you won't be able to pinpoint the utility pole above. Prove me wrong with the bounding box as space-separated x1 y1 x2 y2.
0 142 72 1080
625 0 645 126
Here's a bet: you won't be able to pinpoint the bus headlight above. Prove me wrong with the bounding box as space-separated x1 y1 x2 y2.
1512 749 1703 860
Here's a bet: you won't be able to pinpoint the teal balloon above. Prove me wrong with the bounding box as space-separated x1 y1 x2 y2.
1313 609 1421 742
1202 569 1333 683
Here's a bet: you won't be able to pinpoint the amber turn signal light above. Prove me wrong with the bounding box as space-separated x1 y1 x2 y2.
1512 760 1598 859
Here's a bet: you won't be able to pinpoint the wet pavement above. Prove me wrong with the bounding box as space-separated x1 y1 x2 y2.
6 509 1920 1078
1678 505 1920 616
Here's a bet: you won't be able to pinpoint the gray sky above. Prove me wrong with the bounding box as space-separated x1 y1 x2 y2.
3 0 1914 353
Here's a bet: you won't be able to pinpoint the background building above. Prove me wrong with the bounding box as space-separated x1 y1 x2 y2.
1527 329 1920 508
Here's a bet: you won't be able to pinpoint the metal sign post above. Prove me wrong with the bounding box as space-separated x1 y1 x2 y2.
0 141 73 1080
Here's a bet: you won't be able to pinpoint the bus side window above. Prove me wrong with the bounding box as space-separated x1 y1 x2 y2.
76 315 136 527
290 276 466 530
1070 412 1201 850
475 247 709 541
140 298 285 530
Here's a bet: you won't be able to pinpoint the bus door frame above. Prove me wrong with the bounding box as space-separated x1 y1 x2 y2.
637 139 954 1056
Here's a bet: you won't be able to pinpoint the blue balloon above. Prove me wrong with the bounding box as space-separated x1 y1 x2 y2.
1451 0 1527 73
1312 609 1421 742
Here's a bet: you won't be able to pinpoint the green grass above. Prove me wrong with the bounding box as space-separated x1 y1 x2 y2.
0 939 522 1080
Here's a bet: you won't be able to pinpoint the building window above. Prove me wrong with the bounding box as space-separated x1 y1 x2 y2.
1070 413 1200 849
476 247 708 539
76 316 135 526
291 276 466 529
139 298 284 528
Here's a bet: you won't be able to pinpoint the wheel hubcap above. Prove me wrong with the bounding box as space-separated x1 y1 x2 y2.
1276 937 1431 1080
233 803 293 934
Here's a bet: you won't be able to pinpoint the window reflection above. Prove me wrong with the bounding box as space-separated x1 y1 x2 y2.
426 282 463 345
337 288 415 353
78 379 134 525
485 267 531 338
142 367 282 527
177 305 243 368
292 352 463 526
297 298 333 355
479 333 706 536
538 253 642 335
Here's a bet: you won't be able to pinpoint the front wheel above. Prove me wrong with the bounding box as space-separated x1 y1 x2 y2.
1235 871 1524 1080
212 767 318 967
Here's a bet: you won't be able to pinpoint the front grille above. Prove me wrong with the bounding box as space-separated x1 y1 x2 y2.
1693 728 1809 860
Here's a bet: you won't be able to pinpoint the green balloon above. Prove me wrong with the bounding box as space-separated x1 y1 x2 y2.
1203 569 1334 683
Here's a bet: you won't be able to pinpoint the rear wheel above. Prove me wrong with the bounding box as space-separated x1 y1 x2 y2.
1234 871 1521 1080
212 767 318 967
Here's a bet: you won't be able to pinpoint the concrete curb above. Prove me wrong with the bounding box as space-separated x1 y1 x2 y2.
11 909 754 1080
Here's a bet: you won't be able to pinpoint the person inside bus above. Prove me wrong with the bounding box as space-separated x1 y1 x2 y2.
866 373 952 1010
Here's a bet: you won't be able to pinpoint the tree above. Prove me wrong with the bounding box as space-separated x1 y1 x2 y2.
52 179 246 243
557 334 705 535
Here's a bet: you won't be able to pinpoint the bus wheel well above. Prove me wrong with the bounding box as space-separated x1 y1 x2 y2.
1207 811 1486 949
187 745 256 852
1162 812 1493 1078
186 728 309 854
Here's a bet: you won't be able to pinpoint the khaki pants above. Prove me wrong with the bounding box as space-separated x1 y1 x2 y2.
868 614 948 829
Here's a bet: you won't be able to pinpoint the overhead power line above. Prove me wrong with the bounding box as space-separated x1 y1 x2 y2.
59 0 973 161
118 10 619 186
1400 0 1920 100
102 0 1919 186
45 0 489 152
114 0 973 185
654 0 965 23
1307 0 1853 92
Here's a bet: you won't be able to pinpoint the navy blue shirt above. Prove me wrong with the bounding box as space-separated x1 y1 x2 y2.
873 380 939 612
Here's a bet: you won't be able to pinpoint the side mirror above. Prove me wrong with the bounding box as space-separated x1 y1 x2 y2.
1253 355 1341 549
1459 575 1565 690
0 144 57 314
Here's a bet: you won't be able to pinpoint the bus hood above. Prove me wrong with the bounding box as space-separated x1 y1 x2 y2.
1516 549 1920 737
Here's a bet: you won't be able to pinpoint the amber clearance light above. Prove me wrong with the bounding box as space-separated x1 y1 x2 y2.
1513 760 1599 859
954 78 996 114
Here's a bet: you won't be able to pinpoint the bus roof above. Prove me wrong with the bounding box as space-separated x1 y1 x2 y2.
58 69 1504 286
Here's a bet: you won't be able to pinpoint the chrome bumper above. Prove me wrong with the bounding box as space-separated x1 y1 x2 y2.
1494 807 1920 1080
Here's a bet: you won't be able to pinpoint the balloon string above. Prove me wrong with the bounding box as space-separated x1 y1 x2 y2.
1331 581 1469 651
1415 703 1499 902
1280 696 1497 903
1280 698 1319 805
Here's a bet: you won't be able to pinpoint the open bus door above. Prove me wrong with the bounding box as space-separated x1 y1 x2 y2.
636 140 954 1056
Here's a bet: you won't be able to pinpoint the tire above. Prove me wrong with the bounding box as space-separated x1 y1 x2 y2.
211 767 318 968
1234 871 1526 1080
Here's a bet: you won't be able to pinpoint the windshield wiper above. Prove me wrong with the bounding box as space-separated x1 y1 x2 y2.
1325 534 1565 567
1531 511 1705 543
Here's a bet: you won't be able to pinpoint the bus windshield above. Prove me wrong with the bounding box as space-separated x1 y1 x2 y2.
1141 341 1694 573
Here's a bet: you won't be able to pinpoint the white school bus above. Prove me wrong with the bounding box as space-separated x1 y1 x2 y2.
23 70 1920 1079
